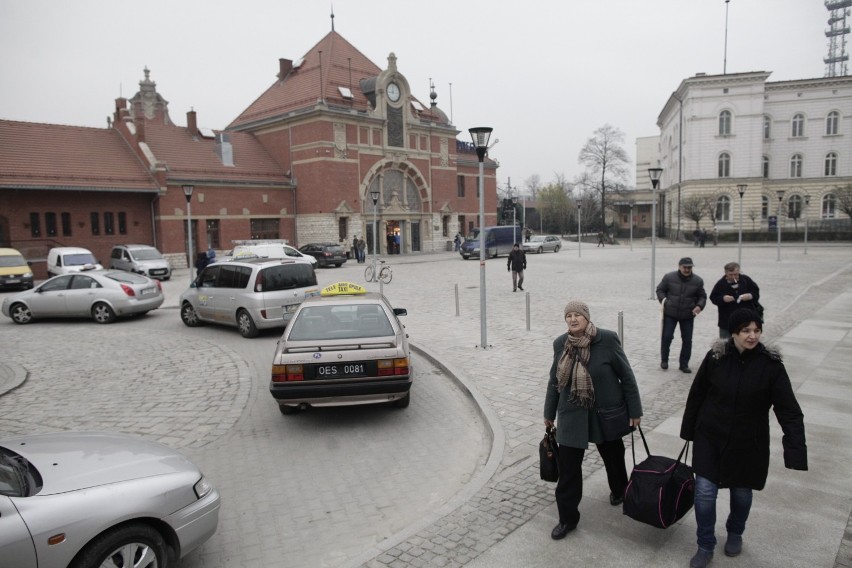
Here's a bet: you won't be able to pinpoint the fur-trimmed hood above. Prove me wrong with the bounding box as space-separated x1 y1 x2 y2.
710 339 782 362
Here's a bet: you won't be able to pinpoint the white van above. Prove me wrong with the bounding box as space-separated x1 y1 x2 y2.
229 242 317 266
46 247 103 277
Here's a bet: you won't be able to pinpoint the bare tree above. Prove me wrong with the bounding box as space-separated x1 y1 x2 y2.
578 124 631 232
682 195 714 232
835 183 852 226
747 208 760 231
524 174 541 203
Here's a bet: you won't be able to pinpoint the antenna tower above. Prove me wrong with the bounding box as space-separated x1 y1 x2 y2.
824 0 851 77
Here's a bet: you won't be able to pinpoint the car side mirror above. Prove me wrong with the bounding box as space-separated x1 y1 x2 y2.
393 308 407 316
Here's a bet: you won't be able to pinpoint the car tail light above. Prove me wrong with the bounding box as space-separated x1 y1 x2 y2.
254 270 263 292
377 358 409 376
323 251 331 257
120 284 136 297
155 280 163 292
272 364 304 382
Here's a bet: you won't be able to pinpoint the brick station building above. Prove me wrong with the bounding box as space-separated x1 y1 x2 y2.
0 30 498 277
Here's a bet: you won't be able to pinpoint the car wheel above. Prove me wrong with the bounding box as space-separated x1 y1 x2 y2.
393 392 411 408
335 263 343 267
70 523 172 568
537 247 543 254
554 245 560 253
163 276 171 281
279 404 300 415
91 302 116 324
237 309 259 338
9 302 33 324
180 302 202 327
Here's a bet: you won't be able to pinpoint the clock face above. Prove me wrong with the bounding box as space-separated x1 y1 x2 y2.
387 82 401 102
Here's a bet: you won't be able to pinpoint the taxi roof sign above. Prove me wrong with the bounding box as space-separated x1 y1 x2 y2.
321 282 367 296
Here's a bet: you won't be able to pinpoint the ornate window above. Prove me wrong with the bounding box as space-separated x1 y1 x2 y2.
763 115 771 140
825 152 837 176
762 155 770 178
718 152 731 178
822 193 836 219
826 111 839 135
791 113 805 137
719 110 732 136
789 154 803 178
715 195 732 222
761 195 769 220
787 194 802 219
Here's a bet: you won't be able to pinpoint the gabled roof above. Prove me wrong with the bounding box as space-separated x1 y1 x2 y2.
0 120 158 192
229 31 381 129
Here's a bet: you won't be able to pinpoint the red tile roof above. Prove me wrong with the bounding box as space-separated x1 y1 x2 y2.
0 120 158 192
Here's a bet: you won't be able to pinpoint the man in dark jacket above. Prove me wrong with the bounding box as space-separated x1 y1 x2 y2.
709 262 760 339
507 243 527 292
656 257 707 373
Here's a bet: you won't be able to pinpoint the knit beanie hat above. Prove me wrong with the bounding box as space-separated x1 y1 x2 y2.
564 300 590 320
728 307 761 335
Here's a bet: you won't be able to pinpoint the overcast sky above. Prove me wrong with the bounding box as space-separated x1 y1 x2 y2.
0 0 833 193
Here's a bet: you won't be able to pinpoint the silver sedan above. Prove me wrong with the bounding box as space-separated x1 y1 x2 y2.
1 270 164 324
522 235 562 253
0 431 220 568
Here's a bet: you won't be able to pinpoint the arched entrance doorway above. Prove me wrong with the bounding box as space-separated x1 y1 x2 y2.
363 164 430 255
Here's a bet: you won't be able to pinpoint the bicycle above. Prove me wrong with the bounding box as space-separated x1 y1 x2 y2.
364 260 393 284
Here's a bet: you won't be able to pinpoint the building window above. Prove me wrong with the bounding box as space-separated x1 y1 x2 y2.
118 212 127 235
457 175 465 198
761 195 769 220
45 212 57 237
90 212 100 235
762 155 770 178
826 111 839 135
29 212 41 237
104 212 115 235
715 195 732 222
250 218 279 240
442 216 449 237
206 219 220 249
338 217 348 241
61 212 72 237
718 153 731 178
787 194 802 219
763 115 771 140
718 110 732 136
458 215 466 236
825 152 837 176
789 154 803 178
791 113 805 137
822 193 836 219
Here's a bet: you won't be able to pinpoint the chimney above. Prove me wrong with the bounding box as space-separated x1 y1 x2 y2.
187 110 198 138
278 58 293 80
134 116 145 142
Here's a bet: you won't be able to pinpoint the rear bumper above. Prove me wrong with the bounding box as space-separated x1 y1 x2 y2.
270 377 411 405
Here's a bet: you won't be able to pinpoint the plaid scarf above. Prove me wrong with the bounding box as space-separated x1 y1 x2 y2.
555 321 597 409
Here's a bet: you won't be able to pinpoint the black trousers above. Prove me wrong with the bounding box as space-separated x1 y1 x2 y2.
554 438 629 526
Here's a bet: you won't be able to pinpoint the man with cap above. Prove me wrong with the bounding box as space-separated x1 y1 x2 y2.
656 257 707 373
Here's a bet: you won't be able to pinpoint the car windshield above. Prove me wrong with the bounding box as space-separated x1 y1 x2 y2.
260 263 317 291
289 304 394 340
0 255 26 267
465 231 480 241
132 248 163 260
529 236 546 242
0 447 31 497
64 253 97 266
325 245 344 252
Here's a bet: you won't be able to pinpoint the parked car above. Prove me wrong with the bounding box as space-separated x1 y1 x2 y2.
522 235 562 254
459 226 523 259
0 431 220 568
297 243 348 267
1 270 164 324
109 244 172 280
0 248 34 290
179 258 319 338
269 281 410 414
228 242 317 266
46 247 103 277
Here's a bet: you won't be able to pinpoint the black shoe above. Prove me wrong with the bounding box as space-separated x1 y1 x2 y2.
550 522 577 540
518 285 524 291
513 288 517 292
679 367 692 374
661 361 668 370
724 534 742 557
609 493 624 506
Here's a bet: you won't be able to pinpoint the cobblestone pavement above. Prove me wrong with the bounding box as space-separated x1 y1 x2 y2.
2 240 851 567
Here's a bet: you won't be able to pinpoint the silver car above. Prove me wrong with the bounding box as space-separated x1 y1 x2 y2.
109 244 173 280
0 431 220 568
522 235 562 253
1 270 164 324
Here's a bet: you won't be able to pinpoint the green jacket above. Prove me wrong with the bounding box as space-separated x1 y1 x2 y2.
543 329 643 448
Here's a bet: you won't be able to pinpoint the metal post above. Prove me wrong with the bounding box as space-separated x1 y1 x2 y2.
478 158 487 348
577 204 582 258
182 185 194 274
370 186 380 282
629 203 634 251
804 194 810 255
525 291 531 331
618 310 624 348
455 283 460 316
648 168 663 300
776 190 785 262
737 184 747 266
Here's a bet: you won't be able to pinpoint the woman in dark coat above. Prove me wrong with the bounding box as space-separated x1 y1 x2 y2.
543 300 643 540
680 308 807 568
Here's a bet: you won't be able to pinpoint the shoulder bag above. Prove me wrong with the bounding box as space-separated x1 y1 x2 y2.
539 426 559 482
596 401 633 441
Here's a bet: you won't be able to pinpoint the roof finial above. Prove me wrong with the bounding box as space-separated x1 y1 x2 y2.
330 3 335 31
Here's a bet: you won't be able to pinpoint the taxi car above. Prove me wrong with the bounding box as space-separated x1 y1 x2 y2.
269 282 410 414
522 235 562 253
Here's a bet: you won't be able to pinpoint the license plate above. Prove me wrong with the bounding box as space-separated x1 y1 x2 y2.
313 363 369 379
5 279 19 284
151 269 166 275
141 287 156 295
284 304 298 313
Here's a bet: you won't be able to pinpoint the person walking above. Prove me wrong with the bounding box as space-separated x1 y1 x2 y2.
507 243 526 291
597 231 606 247
525 227 531 242
543 300 643 540
680 308 807 567
352 236 358 261
453 233 461 252
709 262 760 339
656 257 706 373
357 237 366 263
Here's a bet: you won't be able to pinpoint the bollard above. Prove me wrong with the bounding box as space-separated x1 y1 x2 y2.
618 310 624 348
526 291 531 331
455 283 460 316
380 278 384 297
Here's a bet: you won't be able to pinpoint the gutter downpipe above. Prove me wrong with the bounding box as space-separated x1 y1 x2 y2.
676 92 683 242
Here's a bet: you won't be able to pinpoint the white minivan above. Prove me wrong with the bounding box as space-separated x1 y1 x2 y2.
46 247 103 277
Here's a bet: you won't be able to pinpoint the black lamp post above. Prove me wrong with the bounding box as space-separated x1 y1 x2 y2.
577 203 582 258
370 188 380 279
776 189 786 262
182 184 195 274
803 193 810 255
737 184 747 265
469 127 493 349
628 201 634 251
648 168 663 300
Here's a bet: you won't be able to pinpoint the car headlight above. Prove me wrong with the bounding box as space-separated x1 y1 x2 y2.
194 476 213 499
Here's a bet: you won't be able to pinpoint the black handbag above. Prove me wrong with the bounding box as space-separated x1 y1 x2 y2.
539 427 559 482
622 426 695 529
596 401 633 441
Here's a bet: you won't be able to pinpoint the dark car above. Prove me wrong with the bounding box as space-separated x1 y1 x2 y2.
298 243 348 268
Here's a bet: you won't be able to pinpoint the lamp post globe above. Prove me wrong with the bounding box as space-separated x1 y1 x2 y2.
469 127 493 349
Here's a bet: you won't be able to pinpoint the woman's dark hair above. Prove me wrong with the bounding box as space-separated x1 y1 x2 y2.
728 308 762 335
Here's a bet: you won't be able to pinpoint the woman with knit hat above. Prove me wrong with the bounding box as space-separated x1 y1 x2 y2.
543 300 643 540
680 308 808 568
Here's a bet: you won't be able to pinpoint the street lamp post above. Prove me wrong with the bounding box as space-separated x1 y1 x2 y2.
370 187 380 280
776 189 786 262
803 193 810 255
512 196 518 243
629 201 634 252
182 184 195 274
648 168 663 300
469 127 493 349
737 184 747 265
577 203 581 258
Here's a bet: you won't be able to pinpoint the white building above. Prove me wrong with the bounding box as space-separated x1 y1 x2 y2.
653 71 852 239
